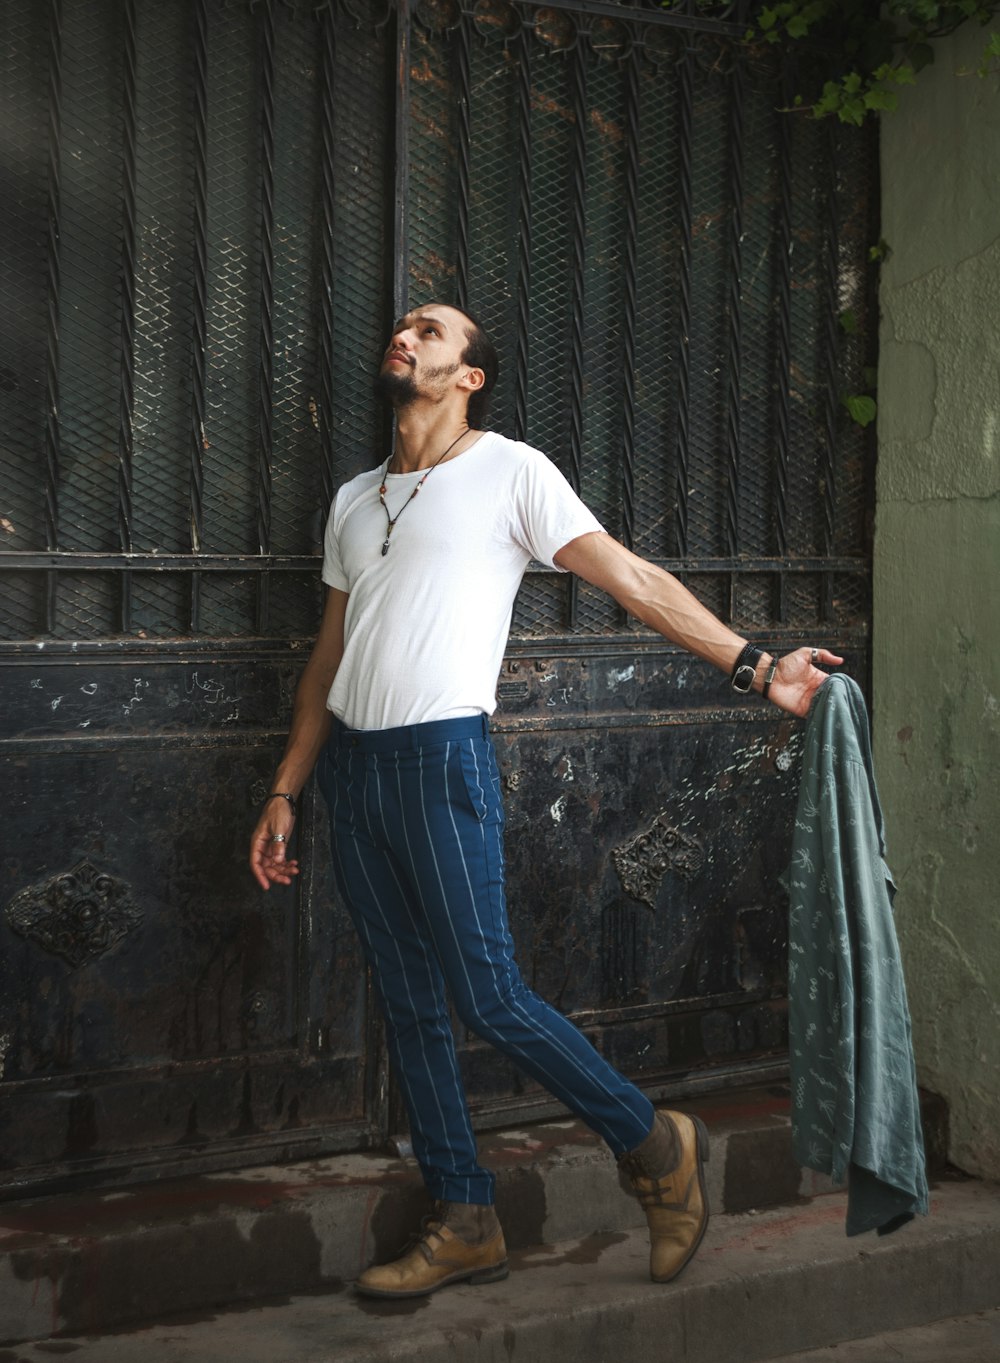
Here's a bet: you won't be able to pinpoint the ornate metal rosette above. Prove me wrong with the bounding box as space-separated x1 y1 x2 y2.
6 859 144 968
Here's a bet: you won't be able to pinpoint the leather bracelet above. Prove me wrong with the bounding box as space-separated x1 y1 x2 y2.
264 792 297 817
762 657 779 700
729 641 759 684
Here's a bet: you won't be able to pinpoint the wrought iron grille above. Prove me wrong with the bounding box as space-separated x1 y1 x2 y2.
1 0 875 648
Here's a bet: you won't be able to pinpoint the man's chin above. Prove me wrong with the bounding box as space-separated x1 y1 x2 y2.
374 368 416 408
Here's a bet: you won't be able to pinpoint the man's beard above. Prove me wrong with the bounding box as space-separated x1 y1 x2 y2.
374 360 460 410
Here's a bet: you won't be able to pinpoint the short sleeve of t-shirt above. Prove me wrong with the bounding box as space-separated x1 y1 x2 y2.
509 443 603 570
322 487 350 591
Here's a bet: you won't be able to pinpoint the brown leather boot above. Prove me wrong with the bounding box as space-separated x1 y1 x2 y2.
618 1110 710 1283
355 1201 508 1299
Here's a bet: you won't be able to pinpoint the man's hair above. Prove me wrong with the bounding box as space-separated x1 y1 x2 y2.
456 308 499 428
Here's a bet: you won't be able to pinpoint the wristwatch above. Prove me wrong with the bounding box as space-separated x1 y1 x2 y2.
730 644 763 694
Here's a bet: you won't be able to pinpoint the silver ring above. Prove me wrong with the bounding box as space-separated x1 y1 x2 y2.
270 834 287 843
810 648 819 664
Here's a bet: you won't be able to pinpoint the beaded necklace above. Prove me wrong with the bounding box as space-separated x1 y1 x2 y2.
378 430 466 556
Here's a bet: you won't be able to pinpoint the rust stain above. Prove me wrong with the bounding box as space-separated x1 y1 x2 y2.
532 91 574 125
589 107 623 144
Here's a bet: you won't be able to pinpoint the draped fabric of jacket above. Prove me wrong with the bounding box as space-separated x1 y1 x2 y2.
787 673 929 1236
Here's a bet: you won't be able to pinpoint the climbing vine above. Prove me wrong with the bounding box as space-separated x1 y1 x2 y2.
671 2 1000 124
666 5 1000 426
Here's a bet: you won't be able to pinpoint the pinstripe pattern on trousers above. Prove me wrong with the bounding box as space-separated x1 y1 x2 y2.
317 714 654 1206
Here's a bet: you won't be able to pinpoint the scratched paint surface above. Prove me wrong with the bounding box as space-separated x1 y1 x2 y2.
0 0 874 1192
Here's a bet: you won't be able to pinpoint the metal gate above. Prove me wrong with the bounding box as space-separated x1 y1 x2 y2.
0 0 875 1194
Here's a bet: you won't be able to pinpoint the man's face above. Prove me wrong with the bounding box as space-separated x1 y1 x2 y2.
375 305 471 409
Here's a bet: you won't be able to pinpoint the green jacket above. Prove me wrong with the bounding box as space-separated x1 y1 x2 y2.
787 673 929 1236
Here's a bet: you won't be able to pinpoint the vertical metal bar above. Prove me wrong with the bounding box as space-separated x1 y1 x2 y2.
722 45 745 622
453 12 472 312
392 0 412 323
317 1 337 518
43 0 64 635
566 32 588 629
772 56 794 626
512 23 533 443
618 40 640 556
820 118 840 622
116 0 139 632
255 0 276 634
188 0 209 634
672 43 694 563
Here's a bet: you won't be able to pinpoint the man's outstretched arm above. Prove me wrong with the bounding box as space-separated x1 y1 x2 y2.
249 587 348 889
554 532 841 718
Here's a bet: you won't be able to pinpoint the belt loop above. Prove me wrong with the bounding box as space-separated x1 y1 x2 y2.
481 712 489 741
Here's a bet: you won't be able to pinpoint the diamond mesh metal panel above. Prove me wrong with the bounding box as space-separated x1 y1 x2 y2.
1 1 49 579
328 9 393 490
631 36 682 561
683 38 731 562
736 50 782 559
201 2 260 565
268 8 327 560
0 0 874 645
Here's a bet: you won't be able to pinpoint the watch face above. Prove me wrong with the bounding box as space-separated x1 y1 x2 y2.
732 663 756 693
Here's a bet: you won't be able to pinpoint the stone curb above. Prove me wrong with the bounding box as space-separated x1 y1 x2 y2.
0 1085 944 1345
6 1178 998 1363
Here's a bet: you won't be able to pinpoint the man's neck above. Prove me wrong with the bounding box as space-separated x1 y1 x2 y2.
390 405 475 473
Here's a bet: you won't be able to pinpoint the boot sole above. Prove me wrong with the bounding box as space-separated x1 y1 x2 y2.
354 1259 510 1300
651 1113 710 1284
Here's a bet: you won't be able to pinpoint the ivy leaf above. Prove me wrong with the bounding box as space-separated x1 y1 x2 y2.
863 87 899 112
839 309 859 335
980 32 1000 76
843 394 877 428
839 97 867 125
909 42 936 72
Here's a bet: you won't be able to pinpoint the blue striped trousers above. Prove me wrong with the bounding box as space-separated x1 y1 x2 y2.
317 713 654 1205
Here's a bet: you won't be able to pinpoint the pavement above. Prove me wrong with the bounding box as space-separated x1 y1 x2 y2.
0 1178 997 1363
2 1084 997 1362
771 1309 1000 1362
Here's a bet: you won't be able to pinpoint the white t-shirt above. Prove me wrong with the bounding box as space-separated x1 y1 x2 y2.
321 432 603 730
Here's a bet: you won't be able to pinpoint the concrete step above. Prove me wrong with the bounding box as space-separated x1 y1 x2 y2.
0 1084 948 1346
2 1177 996 1363
0 1085 805 1344
769 1308 1000 1363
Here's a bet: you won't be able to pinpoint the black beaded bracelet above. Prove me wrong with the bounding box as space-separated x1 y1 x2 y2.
264 792 297 817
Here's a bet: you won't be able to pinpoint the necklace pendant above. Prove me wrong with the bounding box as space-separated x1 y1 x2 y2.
381 539 390 557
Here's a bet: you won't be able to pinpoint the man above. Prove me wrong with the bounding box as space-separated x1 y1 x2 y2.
249 303 840 1299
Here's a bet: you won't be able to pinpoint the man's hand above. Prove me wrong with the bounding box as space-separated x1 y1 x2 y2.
765 647 844 718
250 799 300 890
247 588 347 891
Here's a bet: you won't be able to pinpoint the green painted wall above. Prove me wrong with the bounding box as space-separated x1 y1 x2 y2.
876 21 1000 1179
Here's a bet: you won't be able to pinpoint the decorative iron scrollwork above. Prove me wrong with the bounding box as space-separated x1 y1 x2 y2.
6 859 144 968
612 814 704 909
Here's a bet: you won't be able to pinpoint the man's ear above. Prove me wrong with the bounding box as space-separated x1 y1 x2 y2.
459 366 485 394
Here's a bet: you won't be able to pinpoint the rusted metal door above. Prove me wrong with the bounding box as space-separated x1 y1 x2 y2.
0 0 875 1194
